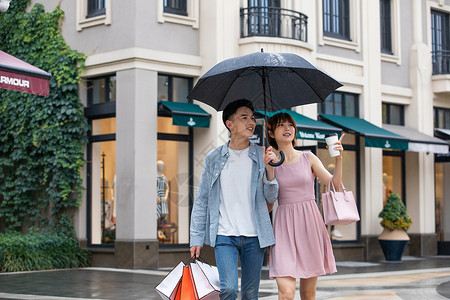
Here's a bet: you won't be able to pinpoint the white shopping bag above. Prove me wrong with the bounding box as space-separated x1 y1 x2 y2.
155 261 184 300
189 260 220 300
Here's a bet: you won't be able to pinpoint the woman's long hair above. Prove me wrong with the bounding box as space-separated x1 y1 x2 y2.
267 112 297 150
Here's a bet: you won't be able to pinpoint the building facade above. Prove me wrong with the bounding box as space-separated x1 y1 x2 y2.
29 0 450 268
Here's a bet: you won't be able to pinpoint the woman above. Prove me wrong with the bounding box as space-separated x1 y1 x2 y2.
267 112 344 300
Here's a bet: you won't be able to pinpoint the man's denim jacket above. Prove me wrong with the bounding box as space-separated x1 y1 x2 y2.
190 142 279 249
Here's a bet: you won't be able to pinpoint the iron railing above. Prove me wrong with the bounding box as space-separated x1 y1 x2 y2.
240 7 308 42
432 50 450 75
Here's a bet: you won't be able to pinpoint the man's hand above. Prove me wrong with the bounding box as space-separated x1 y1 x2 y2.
190 246 202 259
263 146 276 180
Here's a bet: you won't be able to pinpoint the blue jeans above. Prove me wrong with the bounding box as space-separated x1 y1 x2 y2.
214 235 266 300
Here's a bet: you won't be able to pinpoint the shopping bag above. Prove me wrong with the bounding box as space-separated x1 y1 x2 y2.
179 264 197 300
155 259 220 300
189 260 220 299
155 261 184 300
322 178 360 225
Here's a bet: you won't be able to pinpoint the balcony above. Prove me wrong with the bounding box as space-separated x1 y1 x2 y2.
432 50 450 94
432 50 450 75
240 7 308 42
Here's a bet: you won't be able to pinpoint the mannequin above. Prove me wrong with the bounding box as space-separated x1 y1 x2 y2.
157 160 169 220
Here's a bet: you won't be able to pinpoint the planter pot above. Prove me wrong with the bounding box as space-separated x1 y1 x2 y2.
378 228 409 262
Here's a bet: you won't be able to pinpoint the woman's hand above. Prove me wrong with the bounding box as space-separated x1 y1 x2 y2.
263 146 276 180
327 134 345 158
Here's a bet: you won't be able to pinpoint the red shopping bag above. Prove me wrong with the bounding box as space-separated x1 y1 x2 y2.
189 260 220 299
178 265 197 300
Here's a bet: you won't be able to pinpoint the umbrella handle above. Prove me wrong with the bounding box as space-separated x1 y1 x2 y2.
268 151 285 167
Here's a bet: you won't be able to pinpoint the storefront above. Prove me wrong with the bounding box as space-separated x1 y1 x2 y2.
434 128 450 255
156 77 211 246
82 76 448 265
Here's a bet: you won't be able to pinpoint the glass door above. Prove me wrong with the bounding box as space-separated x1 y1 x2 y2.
436 162 450 254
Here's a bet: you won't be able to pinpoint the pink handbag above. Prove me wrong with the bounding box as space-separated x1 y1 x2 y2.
322 178 360 225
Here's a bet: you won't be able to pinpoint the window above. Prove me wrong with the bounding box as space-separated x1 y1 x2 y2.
158 74 191 103
382 103 404 125
316 134 360 243
317 93 360 243
383 151 405 206
85 75 116 247
77 0 111 31
87 0 105 18
319 92 359 117
323 0 350 40
380 0 392 54
164 0 187 16
246 0 281 37
435 107 450 129
431 10 450 74
435 161 450 254
87 76 116 106
157 74 193 246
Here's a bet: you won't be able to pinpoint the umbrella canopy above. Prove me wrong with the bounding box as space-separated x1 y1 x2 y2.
0 50 51 97
188 50 342 166
187 50 342 112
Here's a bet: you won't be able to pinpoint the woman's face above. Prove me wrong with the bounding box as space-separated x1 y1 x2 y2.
272 120 295 143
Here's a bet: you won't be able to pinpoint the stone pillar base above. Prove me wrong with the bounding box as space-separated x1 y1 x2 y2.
361 235 391 261
408 233 437 257
115 239 159 269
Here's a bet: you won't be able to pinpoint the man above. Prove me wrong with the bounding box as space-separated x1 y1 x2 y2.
190 99 278 300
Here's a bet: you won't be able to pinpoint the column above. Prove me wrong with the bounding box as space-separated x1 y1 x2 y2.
115 68 159 269
407 0 437 256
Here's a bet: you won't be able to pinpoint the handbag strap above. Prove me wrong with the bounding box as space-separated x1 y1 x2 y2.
328 176 346 193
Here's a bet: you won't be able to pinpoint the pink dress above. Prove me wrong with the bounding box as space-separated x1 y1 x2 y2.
269 152 337 279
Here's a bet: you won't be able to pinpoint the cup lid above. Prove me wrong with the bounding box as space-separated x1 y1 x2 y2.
324 133 338 138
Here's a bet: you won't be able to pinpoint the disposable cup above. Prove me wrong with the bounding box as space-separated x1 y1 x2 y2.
325 133 340 157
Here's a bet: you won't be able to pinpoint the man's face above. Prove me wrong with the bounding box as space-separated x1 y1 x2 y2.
227 106 256 139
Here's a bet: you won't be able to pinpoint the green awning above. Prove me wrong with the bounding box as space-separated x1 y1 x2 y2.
158 101 210 128
256 110 341 141
320 114 409 150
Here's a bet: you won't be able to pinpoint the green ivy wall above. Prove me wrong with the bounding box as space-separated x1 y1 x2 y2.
0 0 88 234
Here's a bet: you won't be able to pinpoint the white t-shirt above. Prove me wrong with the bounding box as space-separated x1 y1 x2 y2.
218 147 257 236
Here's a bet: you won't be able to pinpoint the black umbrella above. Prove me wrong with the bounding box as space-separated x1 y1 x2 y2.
187 50 342 165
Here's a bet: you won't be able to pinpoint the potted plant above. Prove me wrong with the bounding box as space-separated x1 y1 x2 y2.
378 192 412 261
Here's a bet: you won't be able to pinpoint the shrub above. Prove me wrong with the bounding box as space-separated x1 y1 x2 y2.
379 192 412 231
0 232 90 272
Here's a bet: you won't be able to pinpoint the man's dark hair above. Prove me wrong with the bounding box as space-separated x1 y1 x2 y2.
222 99 254 131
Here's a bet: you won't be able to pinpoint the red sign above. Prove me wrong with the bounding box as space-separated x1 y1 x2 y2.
0 70 50 97
0 50 51 97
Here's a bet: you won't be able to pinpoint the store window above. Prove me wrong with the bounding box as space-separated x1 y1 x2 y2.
435 105 450 254
435 107 450 129
382 103 404 125
85 75 116 246
317 93 360 242
382 151 404 206
319 92 359 117
323 0 350 40
157 74 193 246
436 158 450 254
87 0 106 18
380 0 392 54
317 134 359 242
164 0 187 16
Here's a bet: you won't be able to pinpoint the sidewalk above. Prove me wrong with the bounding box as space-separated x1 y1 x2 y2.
0 256 449 299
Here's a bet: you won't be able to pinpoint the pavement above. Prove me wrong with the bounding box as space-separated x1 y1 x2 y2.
0 256 450 299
